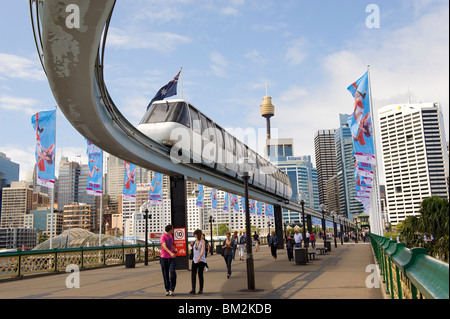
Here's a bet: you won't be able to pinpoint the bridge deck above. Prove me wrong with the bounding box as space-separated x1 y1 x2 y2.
0 242 384 299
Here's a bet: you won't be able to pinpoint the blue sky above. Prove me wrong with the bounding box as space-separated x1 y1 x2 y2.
1 0 448 181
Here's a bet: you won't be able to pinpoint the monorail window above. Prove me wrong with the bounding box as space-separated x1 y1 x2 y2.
140 101 183 124
172 103 190 127
190 107 201 133
215 125 224 149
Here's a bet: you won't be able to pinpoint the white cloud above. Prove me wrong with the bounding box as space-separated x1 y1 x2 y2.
0 95 40 115
209 51 229 78
273 3 449 163
107 27 191 53
285 37 308 66
0 53 45 82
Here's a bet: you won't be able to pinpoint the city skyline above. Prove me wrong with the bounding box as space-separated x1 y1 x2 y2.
1 1 449 182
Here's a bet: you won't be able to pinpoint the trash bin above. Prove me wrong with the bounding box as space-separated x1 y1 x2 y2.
216 245 223 256
294 248 307 265
344 237 349 243
325 241 331 252
125 253 135 268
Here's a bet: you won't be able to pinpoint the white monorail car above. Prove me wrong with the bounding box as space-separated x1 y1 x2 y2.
137 99 293 200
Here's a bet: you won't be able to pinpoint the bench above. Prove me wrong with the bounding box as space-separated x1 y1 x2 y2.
308 251 317 260
316 248 327 255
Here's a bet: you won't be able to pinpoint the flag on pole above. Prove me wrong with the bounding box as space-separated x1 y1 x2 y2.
223 192 229 213
31 110 56 188
85 139 103 196
149 171 163 205
147 70 181 110
256 201 263 216
196 185 204 207
347 71 375 209
123 162 136 201
211 188 217 210
230 194 239 212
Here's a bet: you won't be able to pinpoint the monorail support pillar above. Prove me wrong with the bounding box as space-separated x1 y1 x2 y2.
274 204 284 249
170 175 189 270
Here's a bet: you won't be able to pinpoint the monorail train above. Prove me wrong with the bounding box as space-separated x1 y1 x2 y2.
137 99 293 200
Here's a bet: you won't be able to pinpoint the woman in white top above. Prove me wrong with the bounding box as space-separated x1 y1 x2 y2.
190 229 207 294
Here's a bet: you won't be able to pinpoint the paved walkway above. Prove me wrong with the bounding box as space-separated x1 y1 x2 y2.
0 242 384 299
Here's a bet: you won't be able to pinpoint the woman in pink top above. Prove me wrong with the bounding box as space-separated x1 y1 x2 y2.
160 225 177 296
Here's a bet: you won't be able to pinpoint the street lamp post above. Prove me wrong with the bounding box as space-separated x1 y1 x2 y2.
209 214 214 255
144 208 150 266
331 212 337 248
237 157 256 291
320 204 327 249
338 215 344 245
300 199 307 248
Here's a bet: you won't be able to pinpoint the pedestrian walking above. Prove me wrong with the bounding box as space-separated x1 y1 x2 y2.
269 231 278 261
190 229 207 295
310 232 316 248
293 227 303 248
238 231 246 261
253 231 260 252
232 231 238 260
160 224 177 296
284 231 294 261
222 232 235 278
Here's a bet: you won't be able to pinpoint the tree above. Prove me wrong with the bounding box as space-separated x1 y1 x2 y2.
398 196 449 262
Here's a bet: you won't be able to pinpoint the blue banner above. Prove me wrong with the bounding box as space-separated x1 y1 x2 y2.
249 199 255 215
149 171 163 205
223 192 229 213
196 185 204 207
230 194 239 212
256 201 263 216
123 162 136 201
265 204 274 217
31 110 56 188
347 71 375 208
86 139 103 196
211 188 217 210
240 196 246 213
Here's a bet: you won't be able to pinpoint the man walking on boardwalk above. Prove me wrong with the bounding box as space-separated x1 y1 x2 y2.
160 224 177 296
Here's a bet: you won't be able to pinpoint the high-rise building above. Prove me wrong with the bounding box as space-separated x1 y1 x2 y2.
0 152 20 220
378 103 449 225
314 129 337 206
0 181 33 228
335 114 364 220
266 138 319 223
58 158 97 230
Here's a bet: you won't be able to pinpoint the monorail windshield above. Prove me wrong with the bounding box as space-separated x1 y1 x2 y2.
140 101 190 126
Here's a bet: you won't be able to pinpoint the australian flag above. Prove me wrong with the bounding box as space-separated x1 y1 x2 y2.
147 70 181 110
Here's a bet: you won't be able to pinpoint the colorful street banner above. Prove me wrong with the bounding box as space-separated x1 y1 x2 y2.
230 194 239 212
85 139 103 196
223 192 229 213
196 184 204 207
249 199 255 215
31 110 56 188
123 162 136 201
256 201 263 216
211 188 217 211
149 171 163 205
240 196 245 213
347 71 376 209
265 204 274 217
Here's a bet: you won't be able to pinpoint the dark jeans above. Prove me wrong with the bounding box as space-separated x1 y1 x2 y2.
191 261 206 292
286 246 293 260
224 254 232 275
160 257 177 292
271 245 277 258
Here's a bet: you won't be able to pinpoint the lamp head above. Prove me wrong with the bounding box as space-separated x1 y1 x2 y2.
237 157 256 178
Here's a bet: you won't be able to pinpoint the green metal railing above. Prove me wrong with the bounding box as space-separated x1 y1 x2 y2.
0 244 161 280
370 234 449 299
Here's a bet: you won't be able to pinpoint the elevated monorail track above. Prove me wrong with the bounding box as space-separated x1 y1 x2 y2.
31 0 336 222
